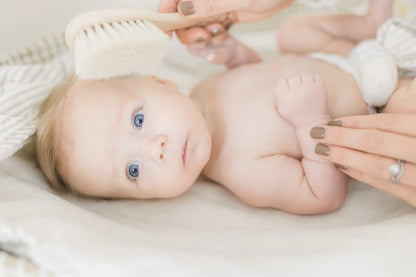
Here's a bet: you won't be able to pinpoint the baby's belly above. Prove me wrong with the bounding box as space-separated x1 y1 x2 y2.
224 101 302 159
200 56 368 179
203 76 303 176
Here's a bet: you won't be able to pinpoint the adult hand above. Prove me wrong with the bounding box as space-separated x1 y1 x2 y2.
310 113 416 207
157 0 294 44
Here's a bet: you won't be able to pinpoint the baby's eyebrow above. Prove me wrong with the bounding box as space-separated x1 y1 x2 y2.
107 98 131 190
115 97 130 127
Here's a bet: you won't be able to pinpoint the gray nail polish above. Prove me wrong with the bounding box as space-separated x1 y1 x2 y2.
224 20 233 31
328 120 343 127
211 27 225 37
335 164 348 170
310 127 327 139
179 1 195 16
315 144 330 156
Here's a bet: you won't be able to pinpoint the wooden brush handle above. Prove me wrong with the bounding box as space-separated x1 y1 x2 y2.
66 9 228 50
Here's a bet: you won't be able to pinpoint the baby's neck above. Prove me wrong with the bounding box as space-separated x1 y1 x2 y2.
190 95 215 140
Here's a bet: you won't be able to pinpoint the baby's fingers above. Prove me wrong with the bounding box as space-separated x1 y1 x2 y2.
188 40 229 64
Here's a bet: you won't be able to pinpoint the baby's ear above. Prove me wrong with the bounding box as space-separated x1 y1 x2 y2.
148 75 178 90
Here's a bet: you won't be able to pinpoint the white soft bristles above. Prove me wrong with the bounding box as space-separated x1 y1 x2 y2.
74 19 171 79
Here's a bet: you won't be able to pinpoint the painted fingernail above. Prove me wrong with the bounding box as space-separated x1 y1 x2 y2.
211 27 225 37
328 120 342 127
179 1 195 16
335 164 348 170
310 127 327 139
224 20 233 31
315 144 330 156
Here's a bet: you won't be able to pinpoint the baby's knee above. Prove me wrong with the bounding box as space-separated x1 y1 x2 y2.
277 16 316 54
278 16 300 53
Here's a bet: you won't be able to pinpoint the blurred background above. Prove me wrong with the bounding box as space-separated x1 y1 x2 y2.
0 0 158 52
0 0 414 53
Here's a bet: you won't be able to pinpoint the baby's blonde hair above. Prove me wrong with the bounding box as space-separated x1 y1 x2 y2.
35 77 76 194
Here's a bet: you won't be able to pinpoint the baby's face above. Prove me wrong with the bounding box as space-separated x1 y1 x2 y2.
59 75 211 199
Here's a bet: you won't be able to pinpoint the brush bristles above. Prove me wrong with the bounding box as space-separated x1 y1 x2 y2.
74 19 171 79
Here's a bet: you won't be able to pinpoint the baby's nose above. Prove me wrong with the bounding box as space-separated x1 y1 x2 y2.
151 135 167 162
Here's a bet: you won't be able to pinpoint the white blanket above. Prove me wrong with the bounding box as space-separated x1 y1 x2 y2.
1 1 416 276
2 144 416 276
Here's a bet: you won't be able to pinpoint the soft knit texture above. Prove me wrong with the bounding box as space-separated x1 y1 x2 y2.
348 16 416 107
377 16 416 71
0 33 73 161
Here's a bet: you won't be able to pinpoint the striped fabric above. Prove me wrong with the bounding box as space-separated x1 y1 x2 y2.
377 16 416 71
0 251 53 277
0 217 53 277
0 33 73 162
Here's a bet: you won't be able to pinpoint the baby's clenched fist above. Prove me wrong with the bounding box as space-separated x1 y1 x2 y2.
275 74 329 127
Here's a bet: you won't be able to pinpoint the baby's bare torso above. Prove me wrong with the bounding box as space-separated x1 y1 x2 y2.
191 54 368 185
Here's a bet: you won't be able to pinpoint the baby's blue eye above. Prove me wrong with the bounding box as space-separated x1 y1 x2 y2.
127 162 139 179
133 109 144 129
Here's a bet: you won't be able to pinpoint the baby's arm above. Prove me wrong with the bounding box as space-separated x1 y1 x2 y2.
223 152 347 214
187 30 261 69
274 74 347 213
221 74 347 214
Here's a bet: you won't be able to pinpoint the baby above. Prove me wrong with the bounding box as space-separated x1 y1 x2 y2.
36 0 416 214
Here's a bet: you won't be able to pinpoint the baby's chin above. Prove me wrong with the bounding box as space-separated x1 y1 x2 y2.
159 178 199 199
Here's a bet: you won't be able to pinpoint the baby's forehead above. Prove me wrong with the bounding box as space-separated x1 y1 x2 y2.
59 87 121 184
68 79 137 110
71 77 130 94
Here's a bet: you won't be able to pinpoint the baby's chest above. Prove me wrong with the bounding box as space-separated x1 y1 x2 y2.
203 88 302 182
209 87 301 163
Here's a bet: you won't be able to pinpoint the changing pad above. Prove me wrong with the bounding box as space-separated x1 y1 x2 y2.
1 1 416 276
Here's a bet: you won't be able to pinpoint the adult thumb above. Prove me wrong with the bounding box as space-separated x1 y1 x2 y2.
178 0 248 17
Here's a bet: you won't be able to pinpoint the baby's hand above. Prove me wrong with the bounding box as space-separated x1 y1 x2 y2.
187 27 236 66
187 27 261 68
275 74 329 127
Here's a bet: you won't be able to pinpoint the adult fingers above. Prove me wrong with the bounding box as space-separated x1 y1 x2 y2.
311 125 416 164
339 167 416 207
177 0 250 17
177 0 295 22
204 23 227 43
332 114 416 137
176 23 227 45
158 0 181 36
315 144 416 188
158 0 179 13
188 28 228 62
176 27 210 45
